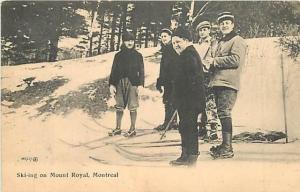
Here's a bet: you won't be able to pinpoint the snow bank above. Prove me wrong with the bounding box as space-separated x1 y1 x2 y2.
2 38 300 139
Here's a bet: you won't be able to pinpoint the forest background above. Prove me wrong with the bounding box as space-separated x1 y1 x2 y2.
1 1 300 66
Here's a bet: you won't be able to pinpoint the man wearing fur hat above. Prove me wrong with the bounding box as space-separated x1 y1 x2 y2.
206 12 247 159
108 31 144 137
155 28 179 131
195 18 219 141
169 26 205 166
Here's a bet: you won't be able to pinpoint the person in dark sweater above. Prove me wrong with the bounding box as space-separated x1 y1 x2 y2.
169 27 206 166
108 31 145 137
155 28 179 131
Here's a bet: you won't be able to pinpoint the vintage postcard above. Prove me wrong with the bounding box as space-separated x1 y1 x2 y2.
1 1 300 192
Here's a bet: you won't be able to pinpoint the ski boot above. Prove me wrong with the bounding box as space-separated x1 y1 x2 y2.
170 147 188 166
210 132 234 159
170 151 199 167
108 128 122 136
124 129 136 137
186 154 199 167
154 123 166 131
210 145 234 159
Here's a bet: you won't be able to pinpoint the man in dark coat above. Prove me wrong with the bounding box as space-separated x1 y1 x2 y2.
169 27 206 166
108 31 145 137
207 12 247 158
155 28 179 131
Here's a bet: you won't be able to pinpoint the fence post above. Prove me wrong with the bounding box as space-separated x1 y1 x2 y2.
280 53 288 143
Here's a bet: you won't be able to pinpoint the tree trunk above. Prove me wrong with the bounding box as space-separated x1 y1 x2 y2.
88 1 100 57
110 12 117 52
48 37 59 62
88 8 96 57
137 28 142 48
191 2 210 25
121 2 128 32
98 22 104 54
116 17 123 51
145 26 149 48
153 27 158 47
106 33 110 53
189 0 195 22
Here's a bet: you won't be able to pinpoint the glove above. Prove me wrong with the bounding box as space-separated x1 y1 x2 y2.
202 60 210 72
156 85 163 93
156 78 163 93
209 64 215 73
109 85 116 96
205 57 214 66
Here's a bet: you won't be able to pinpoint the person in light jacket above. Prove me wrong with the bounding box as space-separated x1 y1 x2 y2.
195 18 220 141
206 12 247 159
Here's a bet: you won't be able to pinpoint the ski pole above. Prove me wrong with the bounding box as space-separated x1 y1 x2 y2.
160 110 178 140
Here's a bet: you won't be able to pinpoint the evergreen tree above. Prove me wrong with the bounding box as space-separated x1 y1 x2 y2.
1 1 86 64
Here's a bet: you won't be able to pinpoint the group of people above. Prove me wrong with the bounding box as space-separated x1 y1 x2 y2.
108 11 247 166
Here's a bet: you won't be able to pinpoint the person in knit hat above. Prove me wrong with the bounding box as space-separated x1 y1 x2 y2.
169 27 205 166
122 31 135 41
154 28 179 131
206 12 247 159
195 18 220 141
108 31 144 137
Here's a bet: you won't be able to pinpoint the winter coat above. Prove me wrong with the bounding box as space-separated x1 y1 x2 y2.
209 31 247 91
174 45 206 113
156 42 179 103
109 46 144 87
157 43 179 85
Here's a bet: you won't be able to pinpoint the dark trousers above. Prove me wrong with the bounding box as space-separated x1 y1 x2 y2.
164 101 177 125
213 87 237 133
163 83 177 125
177 107 199 155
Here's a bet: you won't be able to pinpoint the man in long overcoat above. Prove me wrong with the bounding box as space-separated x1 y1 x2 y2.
170 27 206 166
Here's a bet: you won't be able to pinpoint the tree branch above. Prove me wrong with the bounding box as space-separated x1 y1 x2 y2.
191 2 210 24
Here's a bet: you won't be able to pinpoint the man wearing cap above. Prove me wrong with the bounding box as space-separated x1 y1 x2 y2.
206 12 247 159
169 26 206 166
108 31 144 137
195 19 219 141
155 28 179 131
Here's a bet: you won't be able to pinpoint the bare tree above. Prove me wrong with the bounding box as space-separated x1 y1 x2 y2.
110 12 117 51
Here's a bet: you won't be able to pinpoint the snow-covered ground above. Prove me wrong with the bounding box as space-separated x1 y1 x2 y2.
2 38 300 192
2 38 299 135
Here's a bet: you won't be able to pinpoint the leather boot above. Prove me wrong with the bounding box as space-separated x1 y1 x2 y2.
211 132 234 159
222 132 232 150
169 147 188 166
186 152 199 167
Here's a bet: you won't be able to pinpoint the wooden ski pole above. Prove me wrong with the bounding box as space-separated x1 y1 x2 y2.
160 110 178 140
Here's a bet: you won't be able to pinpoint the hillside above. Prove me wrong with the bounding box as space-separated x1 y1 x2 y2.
2 37 300 192
2 38 300 134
